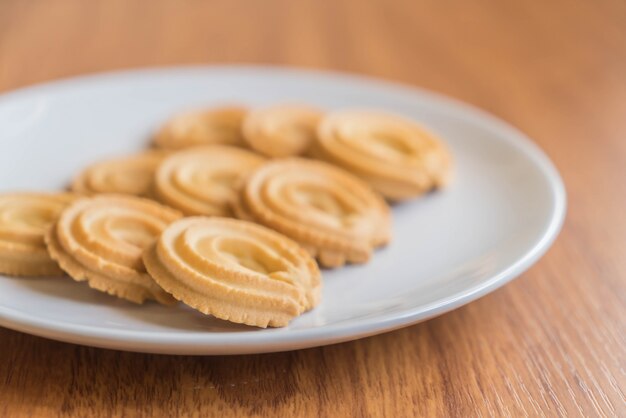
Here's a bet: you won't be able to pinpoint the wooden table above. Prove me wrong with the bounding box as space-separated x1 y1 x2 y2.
1 1 625 416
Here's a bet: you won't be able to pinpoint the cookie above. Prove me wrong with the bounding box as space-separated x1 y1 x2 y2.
0 193 77 277
143 217 322 328
153 106 247 149
242 104 323 157
154 145 266 217
71 150 169 198
45 195 181 304
232 158 391 268
313 110 452 201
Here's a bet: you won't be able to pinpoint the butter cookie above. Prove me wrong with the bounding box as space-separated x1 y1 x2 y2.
314 110 452 200
71 150 168 197
233 158 391 268
153 106 247 149
242 105 323 157
0 193 76 277
154 145 265 217
45 195 181 304
143 217 321 328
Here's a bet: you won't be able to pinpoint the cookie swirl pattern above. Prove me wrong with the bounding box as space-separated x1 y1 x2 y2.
314 110 452 201
143 217 321 328
154 106 247 149
233 158 391 268
45 195 181 304
71 150 168 197
154 145 266 217
0 193 76 277
242 105 323 157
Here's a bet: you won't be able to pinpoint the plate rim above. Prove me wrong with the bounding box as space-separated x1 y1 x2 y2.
0 65 567 354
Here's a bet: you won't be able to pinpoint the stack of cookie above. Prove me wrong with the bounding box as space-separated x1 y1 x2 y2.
0 104 452 327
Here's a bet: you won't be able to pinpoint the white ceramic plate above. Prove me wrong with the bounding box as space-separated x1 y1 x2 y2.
0 66 565 355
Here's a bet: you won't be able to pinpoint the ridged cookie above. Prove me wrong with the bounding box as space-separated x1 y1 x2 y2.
154 145 266 217
143 217 322 328
242 104 323 157
313 110 452 201
71 150 169 198
233 158 391 268
45 195 181 304
0 193 77 277
153 106 247 149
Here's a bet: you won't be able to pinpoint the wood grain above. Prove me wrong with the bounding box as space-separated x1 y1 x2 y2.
1 0 625 416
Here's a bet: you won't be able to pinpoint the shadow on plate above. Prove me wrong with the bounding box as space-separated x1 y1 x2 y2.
9 276 257 333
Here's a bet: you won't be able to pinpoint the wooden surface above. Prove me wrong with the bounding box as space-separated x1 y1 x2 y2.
1 0 625 416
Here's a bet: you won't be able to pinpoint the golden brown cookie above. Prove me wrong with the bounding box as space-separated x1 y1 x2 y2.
71 150 169 198
154 145 266 217
45 195 181 304
0 193 77 277
233 158 391 268
313 110 452 201
143 217 322 328
153 106 247 149
242 104 323 157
